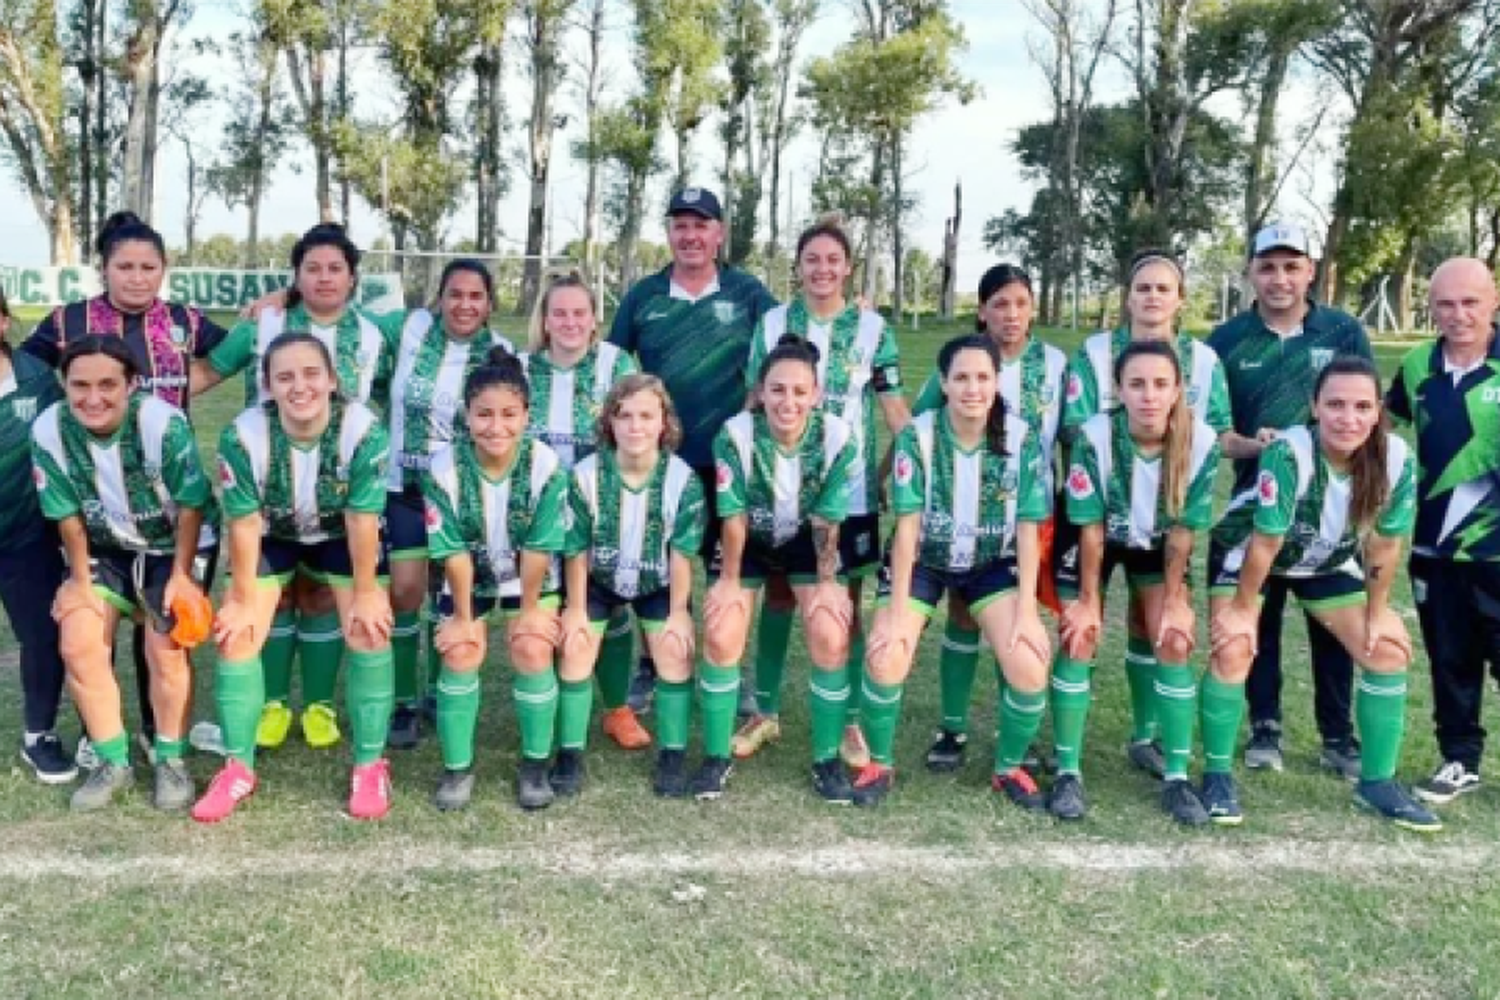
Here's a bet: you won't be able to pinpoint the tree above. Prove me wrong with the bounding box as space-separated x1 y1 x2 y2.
633 0 724 193
759 0 816 280
595 96 661 287
570 0 611 282
519 0 577 314
938 179 960 317
208 27 294 267
118 0 191 219
718 0 770 264
0 0 79 262
471 5 507 252
160 71 211 262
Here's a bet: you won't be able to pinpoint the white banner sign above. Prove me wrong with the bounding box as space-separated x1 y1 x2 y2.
0 266 404 314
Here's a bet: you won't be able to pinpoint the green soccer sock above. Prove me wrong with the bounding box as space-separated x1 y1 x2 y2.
859 671 905 766
1356 670 1408 783
215 655 265 769
345 646 394 766
425 613 442 691
995 683 1047 772
436 667 481 771
753 607 795 716
845 628 867 724
92 732 130 768
558 678 594 751
392 611 422 705
595 612 635 710
698 661 741 759
1154 662 1199 781
262 609 297 704
299 612 345 707
809 667 850 763
654 678 692 750
938 622 982 734
1050 655 1093 777
153 735 185 763
1126 634 1159 742
513 670 559 761
1200 674 1245 775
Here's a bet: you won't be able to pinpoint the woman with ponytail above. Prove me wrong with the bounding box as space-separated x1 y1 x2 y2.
1051 340 1221 825
911 263 1068 772
517 272 642 751
1207 356 1437 831
192 333 395 823
854 335 1053 807
195 223 403 758
423 349 571 811
1056 249 1232 781
702 334 859 802
734 215 909 771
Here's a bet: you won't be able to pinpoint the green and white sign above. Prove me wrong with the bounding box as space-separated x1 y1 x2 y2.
0 266 404 313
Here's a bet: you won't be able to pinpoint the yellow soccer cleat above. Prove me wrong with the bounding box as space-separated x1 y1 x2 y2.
731 714 781 760
301 702 343 749
256 701 293 750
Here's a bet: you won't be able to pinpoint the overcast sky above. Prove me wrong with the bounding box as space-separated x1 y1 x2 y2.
0 0 1335 291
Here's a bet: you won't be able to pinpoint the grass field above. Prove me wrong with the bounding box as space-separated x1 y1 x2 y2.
1 311 1496 999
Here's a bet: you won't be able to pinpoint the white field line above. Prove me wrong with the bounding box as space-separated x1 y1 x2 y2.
0 839 1489 884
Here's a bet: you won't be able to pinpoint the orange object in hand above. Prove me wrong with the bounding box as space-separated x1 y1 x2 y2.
169 592 214 648
1037 515 1062 617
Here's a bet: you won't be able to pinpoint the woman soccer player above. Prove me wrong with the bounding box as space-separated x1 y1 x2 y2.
516 272 642 750
911 263 1068 771
195 224 400 755
192 333 395 823
734 218 908 769
381 260 514 749
557 375 705 799
0 288 70 783
1058 249 1231 780
706 335 858 801
22 211 230 762
33 337 213 812
855 335 1053 807
424 350 572 811
1206 356 1437 831
1052 340 1221 825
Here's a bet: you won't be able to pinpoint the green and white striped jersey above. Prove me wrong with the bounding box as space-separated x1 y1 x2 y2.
1065 409 1221 549
564 449 705 598
423 436 568 599
218 400 389 544
891 410 1051 572
518 342 637 471
910 337 1068 490
208 304 401 408
745 302 901 516
32 394 211 555
1212 426 1415 578
387 310 515 490
713 409 856 550
1062 328 1232 437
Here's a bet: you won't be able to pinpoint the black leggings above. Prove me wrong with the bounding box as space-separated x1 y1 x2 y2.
0 533 67 734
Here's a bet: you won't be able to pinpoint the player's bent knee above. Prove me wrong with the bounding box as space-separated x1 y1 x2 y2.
58 620 109 666
805 620 848 668
1366 641 1411 674
1159 634 1193 664
509 634 555 672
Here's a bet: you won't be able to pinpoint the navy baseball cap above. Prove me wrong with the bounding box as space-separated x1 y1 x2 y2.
667 187 723 221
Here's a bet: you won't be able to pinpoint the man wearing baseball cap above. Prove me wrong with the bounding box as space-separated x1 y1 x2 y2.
602 187 778 733
1207 222 1373 776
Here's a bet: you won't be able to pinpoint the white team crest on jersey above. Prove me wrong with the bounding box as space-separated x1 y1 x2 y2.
170 324 187 348
12 398 35 422
1066 465 1094 500
894 451 914 486
1187 385 1202 404
713 302 738 325
1310 348 1334 371
1065 372 1083 404
1039 384 1057 406
715 459 733 492
1258 470 1278 506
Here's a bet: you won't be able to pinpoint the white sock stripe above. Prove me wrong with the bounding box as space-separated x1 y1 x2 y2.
1153 682 1197 700
1124 651 1155 666
861 683 903 706
1051 678 1091 694
1358 681 1407 697
437 679 480 696
267 625 297 639
514 688 559 705
811 685 852 702
699 679 742 695
940 638 982 654
1002 691 1047 714
605 622 633 640
298 629 344 642
391 624 422 638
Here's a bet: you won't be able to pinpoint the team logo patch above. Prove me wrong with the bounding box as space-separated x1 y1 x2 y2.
12 398 35 422
715 459 734 492
170 324 187 348
1258 470 1278 506
1039 384 1057 406
1310 348 1334 372
1066 465 1094 500
424 503 443 532
894 451 914 486
713 302 738 325
1065 372 1083 404
217 458 235 490
1187 385 1202 405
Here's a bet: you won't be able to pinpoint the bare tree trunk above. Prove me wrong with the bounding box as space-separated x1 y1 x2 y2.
939 181 961 317
474 43 504 253
580 0 606 282
862 136 885 301
93 0 108 236
1244 45 1290 246
519 3 565 315
120 1 172 220
1394 233 1418 330
890 137 905 319
620 167 646 288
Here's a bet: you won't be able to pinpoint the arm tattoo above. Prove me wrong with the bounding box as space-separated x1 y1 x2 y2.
812 520 840 583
